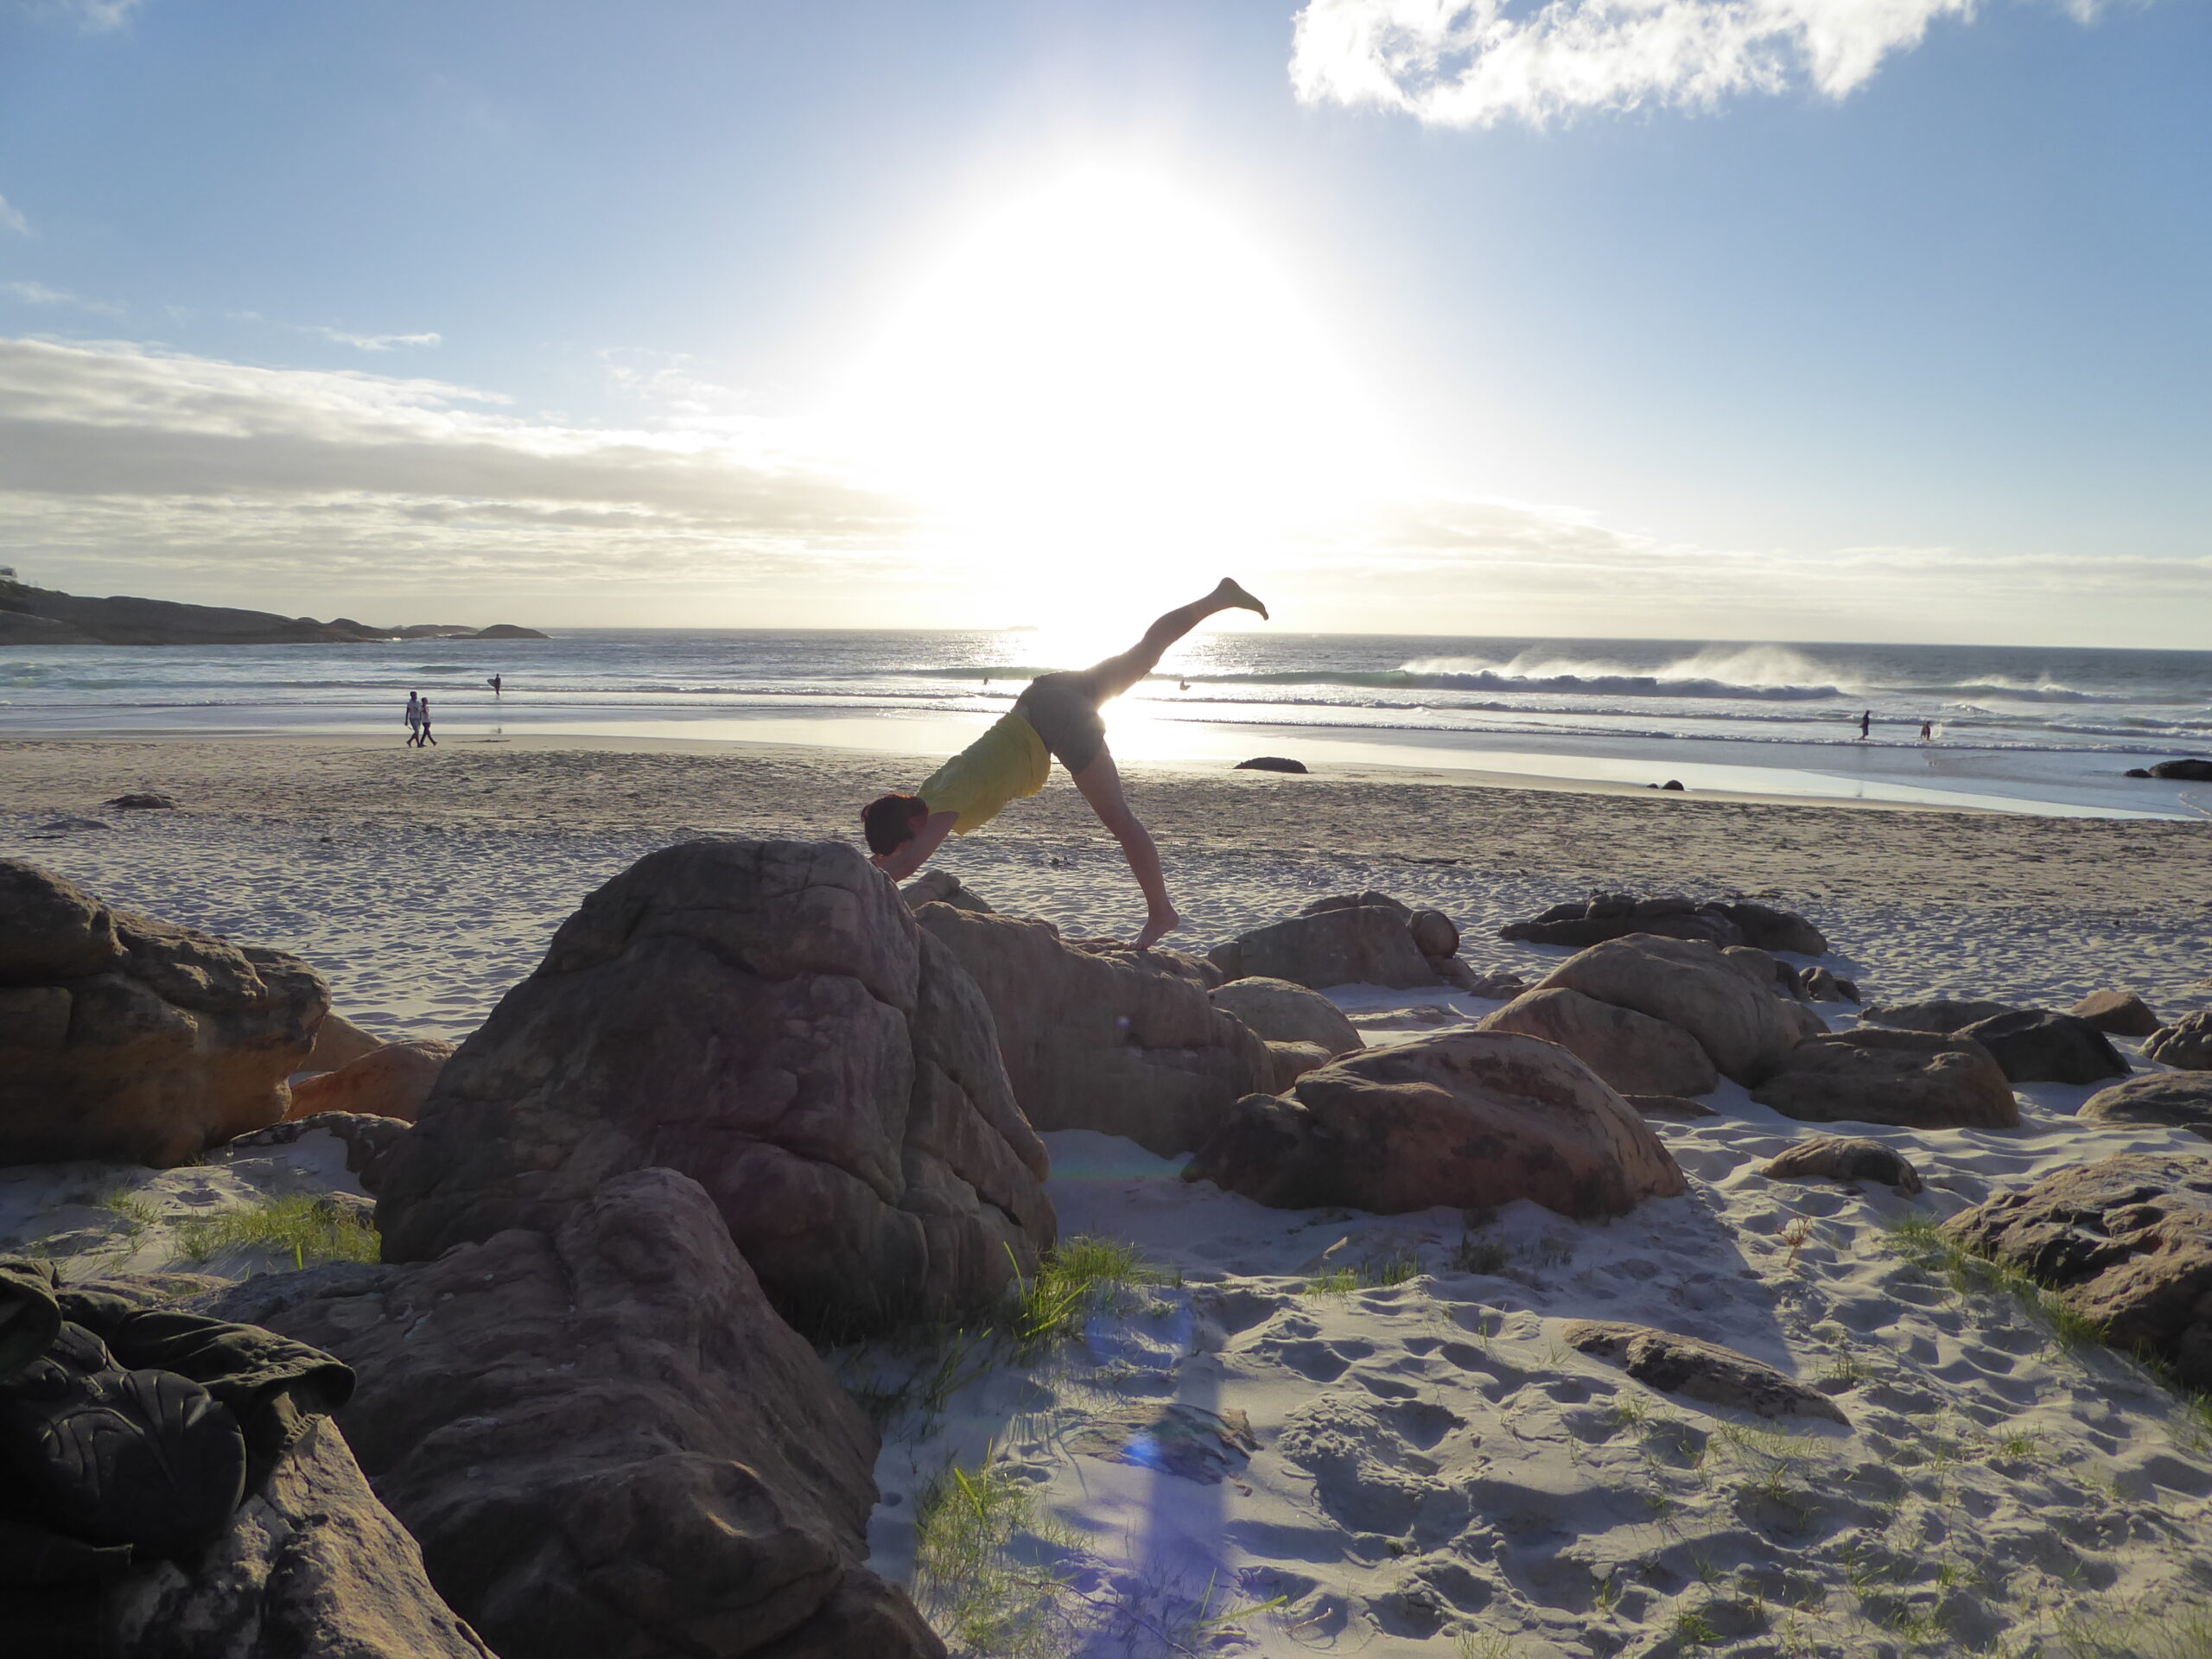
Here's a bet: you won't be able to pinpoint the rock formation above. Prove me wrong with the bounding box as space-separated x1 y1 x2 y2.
1534 933 1806 1087
301 1011 385 1074
1 860 327 1166
1208 895 1441 990
1499 895 1827 956
1954 1008 2129 1086
1942 1153 2212 1388
1182 1030 1685 1219
2145 1011 2212 1071
915 903 1269 1157
1207 976 1362 1056
375 839 1054 1334
212 1169 943 1659
2069 990 2161 1039
1479 986 1719 1098
0 577 544 645
229 1113 412 1195
286 1039 454 1122
1861 997 2018 1033
2078 1072 2212 1141
1751 1029 2018 1129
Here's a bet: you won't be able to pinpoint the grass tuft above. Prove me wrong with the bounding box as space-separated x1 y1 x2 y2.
1007 1236 1155 1356
1889 1217 2107 1353
175 1195 380 1268
912 1457 1073 1658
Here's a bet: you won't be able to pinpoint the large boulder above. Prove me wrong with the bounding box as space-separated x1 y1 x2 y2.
1181 1030 1685 1219
106 1422 493 1659
2069 991 2161 1039
0 861 327 1167
915 903 1271 1157
2145 1012 2212 1071
1941 1154 2212 1388
211 1169 943 1659
1861 997 2017 1034
1751 1028 2018 1129
2079 1072 2212 1142
2149 759 2212 781
1478 987 1718 1098
301 1011 385 1075
286 1038 454 1122
1498 896 1827 956
374 840 1054 1335
1535 933 1804 1087
1209 901 1439 990
1955 1009 2128 1086
1208 976 1361 1056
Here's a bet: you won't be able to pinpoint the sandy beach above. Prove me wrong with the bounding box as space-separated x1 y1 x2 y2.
6 731 2212 1656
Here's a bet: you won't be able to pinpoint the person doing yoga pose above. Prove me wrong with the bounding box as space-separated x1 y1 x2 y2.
863 577 1268 948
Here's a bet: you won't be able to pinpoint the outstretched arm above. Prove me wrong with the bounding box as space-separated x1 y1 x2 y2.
871 810 958 882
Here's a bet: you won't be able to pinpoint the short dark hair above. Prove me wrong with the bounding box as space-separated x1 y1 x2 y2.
862 793 927 855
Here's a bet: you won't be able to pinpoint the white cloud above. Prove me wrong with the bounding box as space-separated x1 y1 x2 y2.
0 195 29 238
3 280 124 316
0 337 925 610
307 326 443 352
1289 0 2124 128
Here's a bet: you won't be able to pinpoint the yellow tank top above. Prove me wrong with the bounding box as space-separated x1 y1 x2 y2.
918 712 1051 836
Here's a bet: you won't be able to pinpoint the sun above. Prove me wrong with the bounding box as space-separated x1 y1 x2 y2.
838 167 1388 620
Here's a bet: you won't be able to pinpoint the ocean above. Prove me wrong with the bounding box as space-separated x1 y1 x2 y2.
6 630 2211 819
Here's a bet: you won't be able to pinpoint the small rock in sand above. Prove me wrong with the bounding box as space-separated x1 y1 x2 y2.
1233 755 1307 773
2145 1010 2212 1071
1461 968 1529 1001
1560 1320 1848 1424
899 868 994 913
1068 1402 1260 1484
2069 989 2161 1038
1759 1135 1924 1195
104 791 180 810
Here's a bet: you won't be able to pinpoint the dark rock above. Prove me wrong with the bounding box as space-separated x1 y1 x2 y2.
1536 933 1805 1087
1715 902 1830 957
2150 759 2212 781
2069 990 2161 1038
1462 969 1529 1001
104 791 178 810
1660 779 1685 791
1751 1028 2018 1129
2145 1012 2212 1071
1861 997 2018 1034
375 839 1054 1336
2126 768 2152 779
1759 1135 1923 1195
228 1113 411 1196
0 861 327 1166
1233 756 1307 773
1480 987 1718 1098
1955 1008 2129 1085
917 903 1269 1157
209 1168 943 1659
1182 1030 1685 1220
1941 1153 2212 1388
1800 966 1855 1003
471 623 548 639
1211 904 1439 991
1560 1321 1847 1423
1300 890 1414 920
1497 895 1827 957
2079 1072 2212 1141
1264 1040 1336 1092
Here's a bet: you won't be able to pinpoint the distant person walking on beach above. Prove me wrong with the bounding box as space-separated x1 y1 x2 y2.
487 674 503 697
1920 720 1934 742
863 577 1268 948
404 692 423 747
417 696 437 746
1859 709 1872 740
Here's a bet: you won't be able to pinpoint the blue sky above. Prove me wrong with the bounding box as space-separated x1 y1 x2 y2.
0 0 2204 643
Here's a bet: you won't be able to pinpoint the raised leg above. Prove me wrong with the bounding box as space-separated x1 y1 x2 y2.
1070 746 1180 948
1080 577 1268 704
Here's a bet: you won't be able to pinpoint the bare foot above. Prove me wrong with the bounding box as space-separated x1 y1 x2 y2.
1135 908 1183 950
1213 577 1268 621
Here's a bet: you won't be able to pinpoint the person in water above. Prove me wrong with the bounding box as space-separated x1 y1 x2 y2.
863 578 1268 948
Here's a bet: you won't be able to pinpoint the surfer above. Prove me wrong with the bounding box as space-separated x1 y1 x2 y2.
862 578 1268 948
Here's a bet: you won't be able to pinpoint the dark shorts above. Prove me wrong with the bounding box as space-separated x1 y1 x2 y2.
1014 672 1108 774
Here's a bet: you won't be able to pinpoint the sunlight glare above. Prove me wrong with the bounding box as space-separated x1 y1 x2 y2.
841 168 1389 616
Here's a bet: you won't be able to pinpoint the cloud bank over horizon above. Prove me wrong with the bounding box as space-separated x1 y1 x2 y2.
0 334 2201 644
1290 0 2137 128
